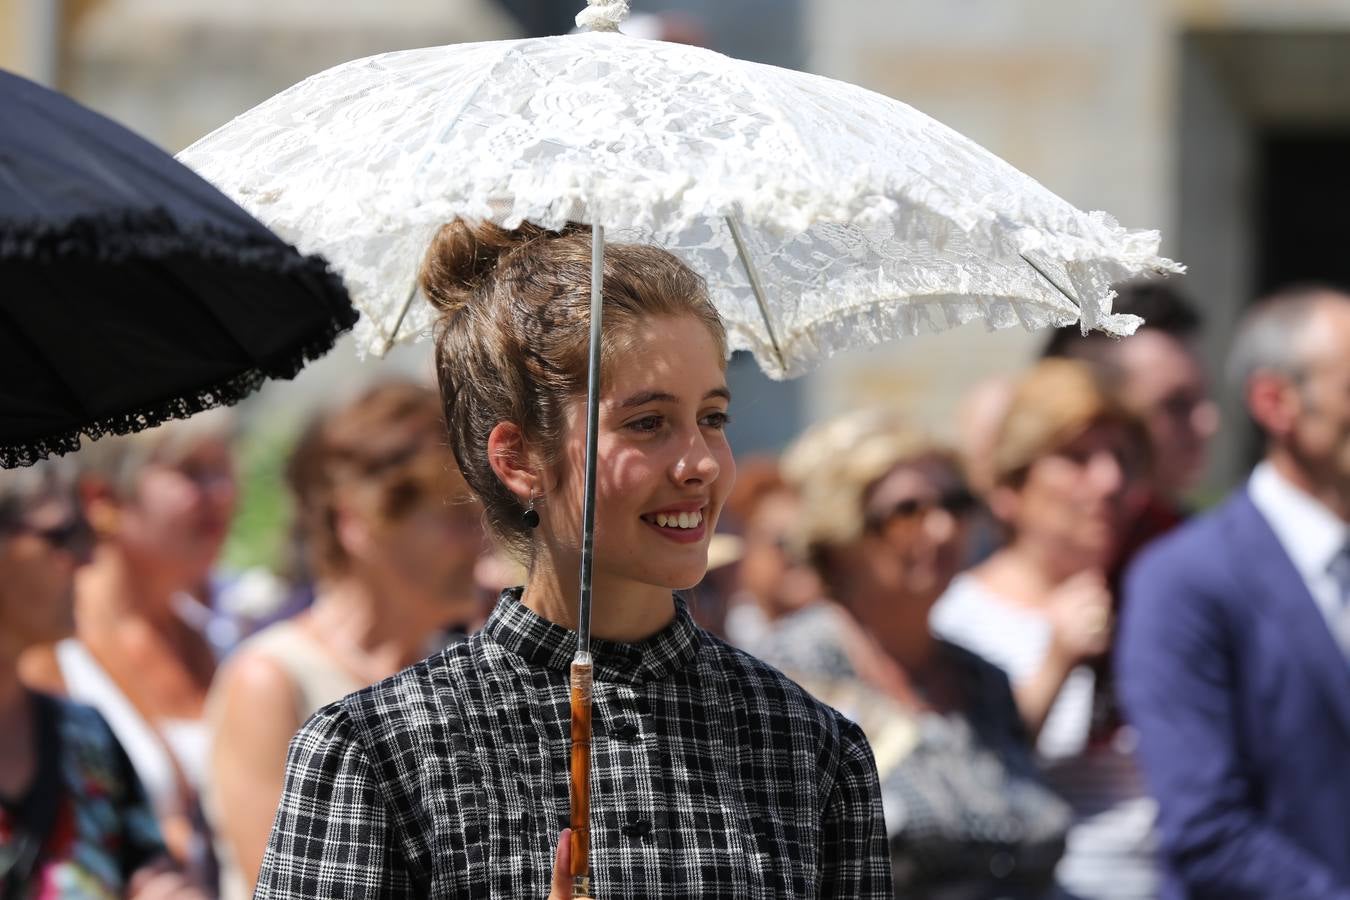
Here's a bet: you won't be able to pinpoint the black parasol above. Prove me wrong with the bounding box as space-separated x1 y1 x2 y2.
0 69 358 468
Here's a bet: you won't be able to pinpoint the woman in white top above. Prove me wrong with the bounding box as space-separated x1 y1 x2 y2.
932 359 1159 900
22 411 237 884
205 381 485 900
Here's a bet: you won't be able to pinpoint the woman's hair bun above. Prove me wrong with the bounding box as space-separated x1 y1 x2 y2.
420 220 555 317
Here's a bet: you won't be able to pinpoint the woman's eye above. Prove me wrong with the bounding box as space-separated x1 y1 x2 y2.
701 411 731 430
627 415 664 433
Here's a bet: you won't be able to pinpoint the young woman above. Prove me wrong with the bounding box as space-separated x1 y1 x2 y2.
206 381 484 900
254 222 891 898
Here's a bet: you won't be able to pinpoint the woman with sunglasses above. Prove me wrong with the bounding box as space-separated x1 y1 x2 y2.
0 461 203 898
756 409 1070 900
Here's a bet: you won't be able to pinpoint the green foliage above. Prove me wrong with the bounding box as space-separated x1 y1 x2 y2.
222 420 300 573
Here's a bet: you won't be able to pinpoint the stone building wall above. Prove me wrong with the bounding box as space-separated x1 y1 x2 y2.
803 0 1350 487
7 0 1350 485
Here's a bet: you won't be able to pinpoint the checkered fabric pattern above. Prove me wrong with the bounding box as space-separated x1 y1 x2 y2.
254 590 891 899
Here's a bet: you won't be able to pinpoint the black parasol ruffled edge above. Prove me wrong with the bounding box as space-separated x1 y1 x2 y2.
0 209 360 469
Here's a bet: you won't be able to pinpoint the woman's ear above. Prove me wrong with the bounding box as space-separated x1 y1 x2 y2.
986 484 1020 527
79 478 121 538
334 503 374 563
487 421 539 501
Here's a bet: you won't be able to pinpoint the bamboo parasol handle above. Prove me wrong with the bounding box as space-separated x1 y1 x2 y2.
569 656 594 898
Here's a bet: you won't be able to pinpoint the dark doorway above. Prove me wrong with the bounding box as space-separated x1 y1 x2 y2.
1256 133 1350 295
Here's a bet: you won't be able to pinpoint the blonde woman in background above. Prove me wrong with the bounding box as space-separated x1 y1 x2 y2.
756 409 1071 900
932 359 1157 900
205 381 484 900
22 412 237 883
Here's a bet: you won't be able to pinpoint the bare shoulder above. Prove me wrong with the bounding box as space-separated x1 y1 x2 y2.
213 649 302 732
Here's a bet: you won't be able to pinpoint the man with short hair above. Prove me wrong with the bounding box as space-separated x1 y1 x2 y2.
1118 284 1350 899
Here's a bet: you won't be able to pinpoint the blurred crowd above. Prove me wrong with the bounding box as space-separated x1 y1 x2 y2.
4 279 1350 899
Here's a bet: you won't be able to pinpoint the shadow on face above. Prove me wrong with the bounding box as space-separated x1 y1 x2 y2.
540 314 735 594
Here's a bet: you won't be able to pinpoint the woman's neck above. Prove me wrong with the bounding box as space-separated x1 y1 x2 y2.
76 544 183 632
0 655 25 720
0 659 35 799
834 572 940 672
522 549 675 644
308 576 441 674
979 540 1087 603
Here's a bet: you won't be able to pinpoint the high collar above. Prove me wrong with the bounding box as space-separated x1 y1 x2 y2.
483 588 703 685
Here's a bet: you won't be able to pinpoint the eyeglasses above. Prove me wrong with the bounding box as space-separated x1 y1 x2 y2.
4 515 92 554
867 487 978 532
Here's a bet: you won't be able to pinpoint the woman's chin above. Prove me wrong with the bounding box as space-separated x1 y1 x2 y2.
627 559 709 594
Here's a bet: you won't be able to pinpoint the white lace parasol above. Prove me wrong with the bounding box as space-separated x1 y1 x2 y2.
179 0 1179 378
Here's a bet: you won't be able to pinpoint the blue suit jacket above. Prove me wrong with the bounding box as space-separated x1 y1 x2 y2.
1119 489 1350 900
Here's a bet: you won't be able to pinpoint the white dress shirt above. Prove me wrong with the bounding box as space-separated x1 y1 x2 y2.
1247 460 1350 658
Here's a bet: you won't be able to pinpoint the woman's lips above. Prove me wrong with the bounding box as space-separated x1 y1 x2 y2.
642 516 707 544
640 507 708 545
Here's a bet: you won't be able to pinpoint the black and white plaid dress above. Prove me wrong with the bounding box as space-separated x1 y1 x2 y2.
255 590 891 898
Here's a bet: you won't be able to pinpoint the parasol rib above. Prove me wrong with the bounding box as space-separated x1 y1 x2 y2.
726 215 786 374
1018 250 1082 312
382 280 419 355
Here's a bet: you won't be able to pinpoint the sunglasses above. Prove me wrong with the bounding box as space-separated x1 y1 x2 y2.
867 486 978 532
6 516 92 553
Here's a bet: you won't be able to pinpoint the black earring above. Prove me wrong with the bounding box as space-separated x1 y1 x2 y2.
522 496 540 529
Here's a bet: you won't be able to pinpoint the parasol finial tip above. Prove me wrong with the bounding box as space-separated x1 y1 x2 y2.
575 0 629 32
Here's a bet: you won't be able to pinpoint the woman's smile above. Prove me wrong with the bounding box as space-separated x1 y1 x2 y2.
639 501 709 543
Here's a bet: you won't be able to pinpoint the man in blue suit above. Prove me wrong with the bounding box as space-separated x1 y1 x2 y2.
1119 284 1350 900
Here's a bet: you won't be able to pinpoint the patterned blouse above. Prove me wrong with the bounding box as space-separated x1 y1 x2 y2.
256 590 891 899
751 603 1070 900
0 693 165 899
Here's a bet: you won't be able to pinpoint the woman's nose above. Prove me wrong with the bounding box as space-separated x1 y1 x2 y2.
1089 449 1126 494
674 432 720 484
1192 399 1221 440
923 506 957 544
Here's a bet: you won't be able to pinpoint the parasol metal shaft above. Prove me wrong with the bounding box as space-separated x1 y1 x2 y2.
382 280 420 356
569 222 604 897
726 215 786 375
577 224 604 654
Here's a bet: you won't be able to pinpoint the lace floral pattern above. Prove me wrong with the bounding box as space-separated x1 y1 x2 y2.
180 33 1178 376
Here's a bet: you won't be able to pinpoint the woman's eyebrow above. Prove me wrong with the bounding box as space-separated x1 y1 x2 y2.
617 387 731 409
619 390 679 409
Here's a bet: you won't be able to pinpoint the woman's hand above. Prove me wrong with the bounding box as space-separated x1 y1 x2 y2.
547 828 590 900
1012 570 1114 740
1046 570 1113 665
127 859 207 900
